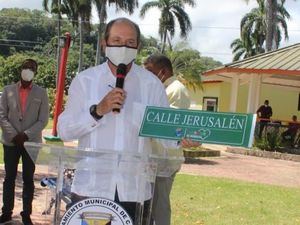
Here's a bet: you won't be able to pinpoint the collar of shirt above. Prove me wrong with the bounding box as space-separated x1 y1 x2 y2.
104 61 134 83
18 81 33 90
163 76 177 88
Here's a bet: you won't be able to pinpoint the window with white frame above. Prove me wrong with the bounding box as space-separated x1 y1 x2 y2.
203 97 218 112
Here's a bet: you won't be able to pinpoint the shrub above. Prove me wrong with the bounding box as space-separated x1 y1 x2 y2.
254 126 282 151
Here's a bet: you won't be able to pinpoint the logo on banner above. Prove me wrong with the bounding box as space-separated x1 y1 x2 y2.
60 197 133 225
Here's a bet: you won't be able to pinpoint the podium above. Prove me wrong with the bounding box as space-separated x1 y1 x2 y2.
24 142 184 225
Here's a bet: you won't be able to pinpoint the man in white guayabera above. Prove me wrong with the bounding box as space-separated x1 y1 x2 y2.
58 17 175 224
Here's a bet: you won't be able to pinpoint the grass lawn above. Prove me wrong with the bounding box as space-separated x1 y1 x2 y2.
171 174 300 225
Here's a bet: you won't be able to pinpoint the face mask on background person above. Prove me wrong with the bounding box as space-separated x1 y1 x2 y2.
21 69 35 82
105 45 137 66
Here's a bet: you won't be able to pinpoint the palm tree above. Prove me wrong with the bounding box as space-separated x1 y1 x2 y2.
78 1 93 72
43 0 64 80
44 1 140 69
230 38 257 61
94 0 139 65
140 0 196 53
265 0 291 51
43 0 92 72
239 0 289 55
265 0 277 51
242 0 291 52
166 43 202 91
232 0 265 61
63 0 93 72
240 0 266 55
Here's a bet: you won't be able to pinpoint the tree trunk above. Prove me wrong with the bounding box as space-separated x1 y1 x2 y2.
95 29 101 65
95 5 106 65
265 0 277 52
167 33 173 52
78 16 84 73
161 30 167 53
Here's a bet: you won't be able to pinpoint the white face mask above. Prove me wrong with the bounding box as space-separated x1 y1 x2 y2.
105 46 137 66
21 69 34 82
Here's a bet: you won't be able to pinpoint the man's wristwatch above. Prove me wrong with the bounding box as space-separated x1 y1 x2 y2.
89 104 103 120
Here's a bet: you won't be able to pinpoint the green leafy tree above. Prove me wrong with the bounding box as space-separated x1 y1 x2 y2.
136 35 161 64
44 0 139 68
166 42 221 91
240 0 266 54
233 0 290 60
66 43 96 90
43 0 69 75
243 0 291 52
75 0 92 72
140 0 195 53
0 8 56 56
0 53 54 88
137 38 221 91
230 38 256 61
0 54 28 86
43 0 93 72
0 56 5 89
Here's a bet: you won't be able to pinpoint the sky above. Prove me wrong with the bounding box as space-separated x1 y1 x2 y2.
0 0 300 64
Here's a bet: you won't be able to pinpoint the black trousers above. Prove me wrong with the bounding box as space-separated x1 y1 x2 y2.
2 145 35 216
114 190 151 224
259 121 269 138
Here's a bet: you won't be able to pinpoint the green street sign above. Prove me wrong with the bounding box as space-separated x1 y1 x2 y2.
139 106 257 148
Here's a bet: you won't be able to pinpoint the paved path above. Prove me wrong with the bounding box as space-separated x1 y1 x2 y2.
181 149 300 188
1 143 300 224
0 165 53 225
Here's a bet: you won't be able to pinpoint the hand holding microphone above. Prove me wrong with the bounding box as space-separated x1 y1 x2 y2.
113 64 127 113
95 64 127 115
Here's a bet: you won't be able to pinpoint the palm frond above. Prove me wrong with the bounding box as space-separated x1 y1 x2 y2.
139 1 160 18
172 5 191 38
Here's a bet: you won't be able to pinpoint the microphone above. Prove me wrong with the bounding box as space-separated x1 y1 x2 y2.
113 63 127 113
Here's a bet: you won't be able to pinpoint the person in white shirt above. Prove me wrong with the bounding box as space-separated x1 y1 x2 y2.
58 17 198 224
144 54 191 109
144 54 197 225
57 18 175 223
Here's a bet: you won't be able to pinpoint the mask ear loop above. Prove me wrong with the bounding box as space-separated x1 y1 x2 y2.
157 69 166 82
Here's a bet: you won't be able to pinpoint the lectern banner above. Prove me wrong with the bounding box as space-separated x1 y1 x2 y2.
139 106 257 148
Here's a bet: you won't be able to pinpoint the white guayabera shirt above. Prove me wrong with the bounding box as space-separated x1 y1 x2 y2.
58 62 175 202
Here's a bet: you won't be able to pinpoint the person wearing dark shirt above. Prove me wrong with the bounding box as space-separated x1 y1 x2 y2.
282 115 300 144
256 100 273 138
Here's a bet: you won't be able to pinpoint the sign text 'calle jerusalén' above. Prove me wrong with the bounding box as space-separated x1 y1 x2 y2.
139 106 257 148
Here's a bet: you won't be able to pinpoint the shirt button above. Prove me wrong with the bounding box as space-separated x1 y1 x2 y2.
91 123 96 127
